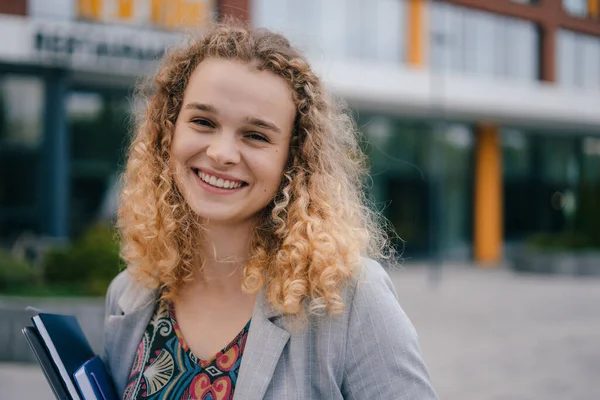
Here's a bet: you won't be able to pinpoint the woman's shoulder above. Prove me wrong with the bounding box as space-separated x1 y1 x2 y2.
339 257 418 342
296 258 400 324
107 269 132 295
105 269 157 315
347 257 401 308
302 258 404 330
356 257 397 284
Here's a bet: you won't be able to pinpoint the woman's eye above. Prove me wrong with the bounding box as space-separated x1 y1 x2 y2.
191 118 214 128
247 133 269 142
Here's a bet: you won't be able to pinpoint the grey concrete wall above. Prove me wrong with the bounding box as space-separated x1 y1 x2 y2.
0 297 105 362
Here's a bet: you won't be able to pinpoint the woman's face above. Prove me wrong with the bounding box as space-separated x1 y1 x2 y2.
170 58 295 225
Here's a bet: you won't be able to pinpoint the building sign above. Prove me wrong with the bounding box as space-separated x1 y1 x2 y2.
32 20 181 74
34 24 166 64
0 14 181 76
77 0 214 30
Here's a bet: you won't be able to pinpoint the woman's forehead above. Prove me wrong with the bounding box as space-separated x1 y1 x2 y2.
182 58 296 128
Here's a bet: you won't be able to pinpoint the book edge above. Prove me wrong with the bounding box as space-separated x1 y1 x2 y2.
32 315 82 400
22 326 69 400
74 366 100 400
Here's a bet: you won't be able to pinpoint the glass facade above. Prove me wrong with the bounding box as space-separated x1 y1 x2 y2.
502 128 533 241
435 124 474 260
0 73 131 244
583 137 600 182
502 129 600 242
0 75 45 243
67 91 130 237
358 119 600 260
359 115 474 260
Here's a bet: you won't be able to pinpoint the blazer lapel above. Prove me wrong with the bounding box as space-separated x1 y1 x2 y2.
106 276 157 396
235 292 290 400
105 304 156 395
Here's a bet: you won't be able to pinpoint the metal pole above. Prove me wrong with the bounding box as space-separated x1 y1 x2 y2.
41 69 69 239
427 4 449 286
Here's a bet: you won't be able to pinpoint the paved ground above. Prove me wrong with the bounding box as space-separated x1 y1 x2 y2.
393 264 600 400
1 264 599 399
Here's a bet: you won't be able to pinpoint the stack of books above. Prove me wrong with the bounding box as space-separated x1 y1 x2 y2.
22 313 119 400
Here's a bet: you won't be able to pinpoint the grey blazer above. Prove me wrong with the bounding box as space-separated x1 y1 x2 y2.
103 258 438 399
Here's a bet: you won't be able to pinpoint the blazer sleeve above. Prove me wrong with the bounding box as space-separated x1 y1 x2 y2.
101 270 127 374
341 259 438 400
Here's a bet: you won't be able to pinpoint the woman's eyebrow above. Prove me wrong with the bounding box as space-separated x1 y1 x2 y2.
184 102 218 114
245 117 281 134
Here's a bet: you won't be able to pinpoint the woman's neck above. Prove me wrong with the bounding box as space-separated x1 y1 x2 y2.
195 218 256 293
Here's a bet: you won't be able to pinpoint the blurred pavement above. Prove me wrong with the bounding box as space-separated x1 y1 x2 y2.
1 263 599 400
394 263 600 400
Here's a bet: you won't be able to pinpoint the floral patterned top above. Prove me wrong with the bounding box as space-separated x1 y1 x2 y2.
123 299 250 400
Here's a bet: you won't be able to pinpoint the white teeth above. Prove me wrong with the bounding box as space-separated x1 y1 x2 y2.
196 170 242 189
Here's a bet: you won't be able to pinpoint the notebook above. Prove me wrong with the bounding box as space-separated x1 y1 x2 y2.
21 326 71 400
30 313 96 400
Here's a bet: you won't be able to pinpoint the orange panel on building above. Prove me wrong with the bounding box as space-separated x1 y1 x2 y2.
77 0 213 29
474 124 503 265
407 0 425 67
590 0 599 18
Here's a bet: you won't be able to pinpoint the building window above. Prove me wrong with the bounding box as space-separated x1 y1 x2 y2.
0 75 44 241
67 91 130 237
502 128 530 179
583 137 600 182
430 3 539 81
557 30 600 91
359 115 474 260
502 129 533 240
252 0 406 64
29 0 76 20
563 0 589 17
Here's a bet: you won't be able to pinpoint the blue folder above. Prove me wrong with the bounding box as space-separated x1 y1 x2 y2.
74 355 119 400
31 313 96 400
24 312 118 400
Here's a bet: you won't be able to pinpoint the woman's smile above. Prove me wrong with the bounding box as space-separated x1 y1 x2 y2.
192 167 247 195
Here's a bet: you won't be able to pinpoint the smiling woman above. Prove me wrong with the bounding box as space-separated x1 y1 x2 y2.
104 20 438 400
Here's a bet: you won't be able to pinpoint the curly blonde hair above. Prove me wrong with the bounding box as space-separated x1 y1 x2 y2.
118 21 395 318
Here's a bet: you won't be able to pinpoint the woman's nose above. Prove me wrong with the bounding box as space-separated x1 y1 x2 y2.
205 132 241 165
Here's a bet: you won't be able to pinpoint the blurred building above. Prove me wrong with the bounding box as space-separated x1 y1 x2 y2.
1 0 599 263
252 0 600 263
0 0 241 242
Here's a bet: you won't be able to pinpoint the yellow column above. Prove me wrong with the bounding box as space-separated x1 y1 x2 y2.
78 0 102 20
176 1 209 28
163 0 180 28
117 0 135 19
407 0 425 68
473 124 503 265
151 0 166 25
589 0 599 18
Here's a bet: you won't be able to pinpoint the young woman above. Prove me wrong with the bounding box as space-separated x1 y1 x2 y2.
103 22 437 400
